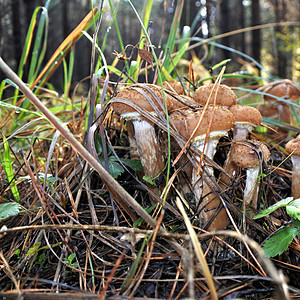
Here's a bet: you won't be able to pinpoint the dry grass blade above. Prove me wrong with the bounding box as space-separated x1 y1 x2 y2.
176 197 218 300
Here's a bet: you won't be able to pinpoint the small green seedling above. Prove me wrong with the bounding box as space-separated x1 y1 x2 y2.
26 241 61 270
254 197 300 257
63 253 79 272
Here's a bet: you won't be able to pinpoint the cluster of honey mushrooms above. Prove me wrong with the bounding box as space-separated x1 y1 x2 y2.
110 80 300 231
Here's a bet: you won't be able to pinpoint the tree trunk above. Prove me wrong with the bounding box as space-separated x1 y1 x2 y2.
275 0 288 78
219 0 231 61
238 0 245 53
251 0 261 65
11 0 22 64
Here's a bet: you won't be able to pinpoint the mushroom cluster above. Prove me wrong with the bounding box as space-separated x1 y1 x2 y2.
110 82 269 230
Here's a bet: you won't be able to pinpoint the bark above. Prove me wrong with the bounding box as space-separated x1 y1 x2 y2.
251 0 261 65
11 0 22 64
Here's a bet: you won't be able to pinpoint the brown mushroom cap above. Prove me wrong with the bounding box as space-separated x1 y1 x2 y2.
112 84 173 116
229 104 262 126
169 109 191 140
231 141 270 169
193 84 237 107
170 106 235 141
285 135 300 157
162 81 184 95
169 95 199 112
264 80 300 101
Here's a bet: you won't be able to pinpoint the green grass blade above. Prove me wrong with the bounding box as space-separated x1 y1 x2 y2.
62 47 74 102
17 6 43 80
0 101 42 117
28 7 49 83
161 0 184 79
0 135 20 202
177 37 273 80
132 0 153 81
14 6 44 105
102 0 124 52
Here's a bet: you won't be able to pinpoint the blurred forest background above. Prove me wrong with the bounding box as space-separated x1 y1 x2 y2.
0 0 299 93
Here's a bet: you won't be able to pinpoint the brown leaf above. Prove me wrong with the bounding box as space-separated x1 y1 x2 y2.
138 49 154 64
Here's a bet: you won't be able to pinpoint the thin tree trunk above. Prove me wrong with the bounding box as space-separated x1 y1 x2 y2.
251 0 261 65
275 0 288 78
11 0 22 65
219 0 231 60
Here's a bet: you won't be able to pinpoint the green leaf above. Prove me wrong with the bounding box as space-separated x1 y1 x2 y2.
99 157 124 179
14 249 21 257
18 173 57 184
262 226 299 257
120 158 143 171
68 253 76 263
253 197 294 219
0 202 20 221
142 175 156 186
286 199 300 221
36 253 45 265
0 136 20 201
94 134 112 156
26 242 42 256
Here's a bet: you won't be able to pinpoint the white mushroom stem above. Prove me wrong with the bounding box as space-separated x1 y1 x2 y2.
133 119 165 180
192 132 226 201
291 156 300 199
230 141 270 218
232 123 255 141
243 166 260 208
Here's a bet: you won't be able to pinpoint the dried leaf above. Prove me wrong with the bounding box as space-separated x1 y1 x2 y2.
138 49 154 64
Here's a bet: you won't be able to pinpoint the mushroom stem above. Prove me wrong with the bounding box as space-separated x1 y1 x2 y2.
244 166 260 209
291 156 300 199
127 122 139 160
230 141 270 218
193 135 229 230
133 119 165 179
285 135 300 199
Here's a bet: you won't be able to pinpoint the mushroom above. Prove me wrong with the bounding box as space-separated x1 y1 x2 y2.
193 83 237 108
230 140 270 216
219 105 262 187
112 84 173 180
285 135 300 199
259 79 300 140
170 106 235 230
228 104 262 141
162 81 185 95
